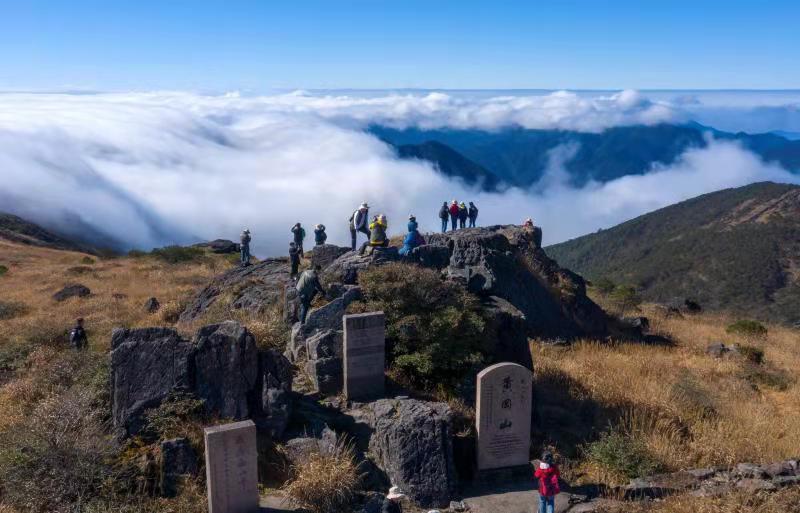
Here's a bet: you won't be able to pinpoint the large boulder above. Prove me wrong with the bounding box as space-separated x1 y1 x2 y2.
480 295 532 370
110 327 193 437
192 321 259 420
256 349 293 438
179 258 292 322
363 398 458 508
53 283 91 301
425 225 608 339
311 244 351 270
323 247 399 285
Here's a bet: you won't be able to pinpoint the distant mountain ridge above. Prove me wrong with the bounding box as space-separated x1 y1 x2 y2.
373 123 800 189
0 212 91 253
546 182 800 324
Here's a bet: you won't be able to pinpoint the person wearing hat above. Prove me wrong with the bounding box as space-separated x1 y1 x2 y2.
360 214 389 255
291 222 306 257
240 229 251 266
314 224 327 246
69 317 88 350
407 214 418 233
400 216 424 258
458 202 468 229
468 201 479 228
448 200 460 231
349 202 371 251
523 218 534 229
438 201 449 233
382 486 405 513
534 451 560 513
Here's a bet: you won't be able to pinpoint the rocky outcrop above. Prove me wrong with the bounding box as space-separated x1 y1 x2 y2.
193 239 239 254
424 225 608 339
311 244 350 270
179 258 291 322
256 349 293 438
159 437 198 497
53 283 91 301
480 296 532 370
323 247 399 285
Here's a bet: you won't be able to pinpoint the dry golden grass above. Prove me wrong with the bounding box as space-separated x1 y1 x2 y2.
599 487 800 513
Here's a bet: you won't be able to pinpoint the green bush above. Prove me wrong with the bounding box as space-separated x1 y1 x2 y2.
0 264 8 276
586 429 661 480
726 320 768 338
610 285 642 316
737 345 765 365
149 245 206 264
594 277 616 295
742 366 792 391
81 256 96 265
127 249 147 258
356 263 488 390
0 300 28 320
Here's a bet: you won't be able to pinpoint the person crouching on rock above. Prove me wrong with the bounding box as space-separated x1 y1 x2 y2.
70 317 88 350
534 451 560 513
291 222 306 256
296 265 325 324
449 200 460 231
240 229 251 266
314 224 327 246
438 201 449 233
382 486 406 513
360 214 388 255
289 242 301 278
399 216 424 258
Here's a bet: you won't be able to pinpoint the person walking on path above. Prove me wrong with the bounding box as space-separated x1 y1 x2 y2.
468 201 479 228
314 224 327 245
381 486 405 513
240 229 251 266
69 318 88 350
449 200 460 231
289 242 301 278
291 223 306 256
349 202 371 251
296 265 325 324
534 451 560 513
458 202 468 229
438 201 449 232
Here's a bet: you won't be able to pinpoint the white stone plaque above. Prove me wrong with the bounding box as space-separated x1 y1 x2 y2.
204 420 259 513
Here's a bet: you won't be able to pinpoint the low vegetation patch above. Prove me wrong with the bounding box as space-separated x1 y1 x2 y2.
726 319 768 338
282 439 361 513
0 264 8 276
0 300 28 321
586 428 662 481
149 245 207 264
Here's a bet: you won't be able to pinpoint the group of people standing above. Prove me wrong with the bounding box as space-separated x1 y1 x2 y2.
438 200 478 232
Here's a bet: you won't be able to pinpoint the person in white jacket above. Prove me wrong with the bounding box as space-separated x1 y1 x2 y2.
349 202 371 251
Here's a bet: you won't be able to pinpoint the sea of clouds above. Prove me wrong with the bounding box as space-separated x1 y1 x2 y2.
0 89 798 255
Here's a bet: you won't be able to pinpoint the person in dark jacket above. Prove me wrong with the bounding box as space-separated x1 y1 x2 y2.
381 486 405 513
314 224 327 245
291 223 306 256
458 202 468 229
468 201 479 227
69 318 88 350
449 200 459 230
349 202 371 250
534 451 560 513
289 242 301 278
240 229 251 266
296 265 325 324
438 202 449 232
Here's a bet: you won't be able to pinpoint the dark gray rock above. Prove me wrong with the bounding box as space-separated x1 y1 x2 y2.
159 437 198 497
736 478 777 492
480 296 532 370
311 244 351 270
283 284 299 325
287 286 362 363
412 244 451 269
110 327 193 437
192 321 258 420
363 398 457 508
306 356 344 396
53 283 91 301
706 342 739 358
324 247 399 285
256 349 293 439
179 258 292 322
282 427 339 466
144 297 160 313
193 239 239 254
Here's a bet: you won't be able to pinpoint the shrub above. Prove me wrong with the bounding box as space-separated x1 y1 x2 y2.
594 277 616 295
248 304 290 351
356 263 487 390
282 438 361 513
81 256 96 265
586 429 661 480
610 285 641 316
737 345 765 365
142 392 206 443
742 366 793 391
0 300 28 320
128 249 147 258
726 320 768 338
149 245 206 264
0 264 8 276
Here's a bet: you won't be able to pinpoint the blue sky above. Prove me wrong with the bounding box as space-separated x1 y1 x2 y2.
0 0 798 91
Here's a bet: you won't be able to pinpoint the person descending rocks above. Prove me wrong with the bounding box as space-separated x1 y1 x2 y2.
291 222 306 256
240 229 251 266
289 241 301 278
468 201 479 227
438 201 450 233
399 215 424 257
296 264 325 324
314 224 327 246
458 201 468 229
449 200 460 231
360 214 388 254
70 317 88 350
534 451 560 513
381 485 405 513
349 202 371 251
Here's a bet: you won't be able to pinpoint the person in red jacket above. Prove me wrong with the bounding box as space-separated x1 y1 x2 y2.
534 451 560 513
448 199 460 231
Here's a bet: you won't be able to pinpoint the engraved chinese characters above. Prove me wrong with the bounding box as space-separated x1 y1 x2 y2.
204 420 259 513
343 312 386 400
476 362 533 470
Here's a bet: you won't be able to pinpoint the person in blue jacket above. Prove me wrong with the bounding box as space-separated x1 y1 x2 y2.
400 217 425 257
407 214 418 233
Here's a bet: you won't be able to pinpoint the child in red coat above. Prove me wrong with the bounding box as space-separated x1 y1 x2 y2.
534 451 560 513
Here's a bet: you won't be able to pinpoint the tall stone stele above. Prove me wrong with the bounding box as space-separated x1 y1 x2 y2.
343 311 386 401
204 420 259 513
476 362 533 471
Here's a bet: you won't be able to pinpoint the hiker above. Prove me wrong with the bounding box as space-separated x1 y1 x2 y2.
458 202 468 229
349 202 371 251
360 214 388 254
289 242 301 278
468 201 479 227
296 265 325 324
69 318 88 350
399 219 424 257
314 224 327 246
534 451 560 513
240 229 251 266
381 486 405 513
407 214 418 233
449 200 460 230
438 201 449 232
523 217 534 229
291 222 306 256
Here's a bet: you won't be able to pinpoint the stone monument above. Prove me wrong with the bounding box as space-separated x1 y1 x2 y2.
204 420 259 513
476 362 533 471
343 311 385 400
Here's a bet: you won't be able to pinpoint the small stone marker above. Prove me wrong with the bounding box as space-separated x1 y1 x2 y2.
204 420 259 513
343 311 386 400
476 362 533 471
